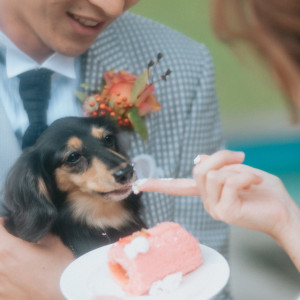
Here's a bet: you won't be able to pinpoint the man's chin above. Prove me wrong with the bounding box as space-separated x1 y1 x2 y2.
57 47 90 58
53 40 95 58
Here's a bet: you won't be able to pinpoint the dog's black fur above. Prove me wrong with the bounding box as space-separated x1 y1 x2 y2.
4 116 146 257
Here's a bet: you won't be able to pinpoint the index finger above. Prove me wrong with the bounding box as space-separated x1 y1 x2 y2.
133 178 201 196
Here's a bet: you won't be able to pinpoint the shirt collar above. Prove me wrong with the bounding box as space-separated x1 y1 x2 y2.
0 30 76 79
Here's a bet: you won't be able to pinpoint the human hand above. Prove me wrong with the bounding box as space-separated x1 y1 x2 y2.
192 151 300 243
132 151 244 197
135 150 297 240
193 150 300 271
135 150 300 270
0 218 74 300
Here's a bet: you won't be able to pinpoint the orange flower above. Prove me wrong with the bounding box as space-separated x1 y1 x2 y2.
100 70 161 116
137 85 161 116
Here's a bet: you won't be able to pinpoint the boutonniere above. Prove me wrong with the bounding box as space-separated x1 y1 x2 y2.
75 53 171 140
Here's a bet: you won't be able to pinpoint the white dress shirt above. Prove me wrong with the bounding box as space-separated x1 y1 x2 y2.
0 30 83 144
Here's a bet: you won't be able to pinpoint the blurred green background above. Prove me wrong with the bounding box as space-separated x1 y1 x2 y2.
130 0 300 202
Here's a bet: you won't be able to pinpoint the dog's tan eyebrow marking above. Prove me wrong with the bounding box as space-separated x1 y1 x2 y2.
67 137 83 149
91 126 107 139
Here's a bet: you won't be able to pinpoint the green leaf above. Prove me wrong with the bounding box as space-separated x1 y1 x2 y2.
80 83 93 89
128 107 148 140
75 90 89 102
99 79 105 92
130 70 149 104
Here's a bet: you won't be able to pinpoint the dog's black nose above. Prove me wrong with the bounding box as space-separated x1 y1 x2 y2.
113 164 134 184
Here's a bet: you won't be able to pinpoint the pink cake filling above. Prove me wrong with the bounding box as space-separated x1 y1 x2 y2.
108 222 202 295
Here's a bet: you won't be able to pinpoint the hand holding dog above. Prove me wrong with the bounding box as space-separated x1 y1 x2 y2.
0 217 74 300
136 150 300 271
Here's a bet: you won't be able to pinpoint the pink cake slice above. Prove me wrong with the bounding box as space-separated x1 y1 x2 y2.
107 222 202 296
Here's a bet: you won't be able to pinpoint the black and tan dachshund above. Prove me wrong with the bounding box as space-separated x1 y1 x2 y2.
4 116 146 257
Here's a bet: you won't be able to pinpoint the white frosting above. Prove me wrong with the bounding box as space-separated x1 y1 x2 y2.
132 178 175 195
149 272 183 296
124 236 150 259
132 179 148 195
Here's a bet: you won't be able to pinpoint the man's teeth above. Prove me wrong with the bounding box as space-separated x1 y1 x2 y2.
73 16 99 27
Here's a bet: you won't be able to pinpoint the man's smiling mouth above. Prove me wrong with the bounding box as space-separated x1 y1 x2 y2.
73 15 99 27
68 13 101 28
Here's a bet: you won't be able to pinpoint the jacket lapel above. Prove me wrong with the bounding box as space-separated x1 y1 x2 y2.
81 22 129 88
80 23 132 153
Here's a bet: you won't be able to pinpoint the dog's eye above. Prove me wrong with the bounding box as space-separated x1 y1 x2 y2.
103 134 115 148
66 152 81 164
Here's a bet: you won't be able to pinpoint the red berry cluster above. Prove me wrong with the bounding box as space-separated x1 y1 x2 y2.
87 92 134 128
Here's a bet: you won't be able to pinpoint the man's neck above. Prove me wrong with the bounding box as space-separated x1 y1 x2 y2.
6 31 53 64
0 19 53 63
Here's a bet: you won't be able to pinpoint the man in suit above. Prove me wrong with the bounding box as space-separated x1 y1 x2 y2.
0 0 229 299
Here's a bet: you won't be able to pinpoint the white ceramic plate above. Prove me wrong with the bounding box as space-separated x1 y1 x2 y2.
60 243 230 300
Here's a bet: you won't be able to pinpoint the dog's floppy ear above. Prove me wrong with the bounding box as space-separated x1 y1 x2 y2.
4 148 57 242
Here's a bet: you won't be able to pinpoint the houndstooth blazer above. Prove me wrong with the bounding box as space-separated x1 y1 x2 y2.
80 12 228 252
0 12 229 297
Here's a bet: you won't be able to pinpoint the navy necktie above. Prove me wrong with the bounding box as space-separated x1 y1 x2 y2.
18 69 53 149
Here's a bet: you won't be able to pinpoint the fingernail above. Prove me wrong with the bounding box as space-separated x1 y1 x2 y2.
234 151 245 160
193 155 201 165
132 178 148 194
